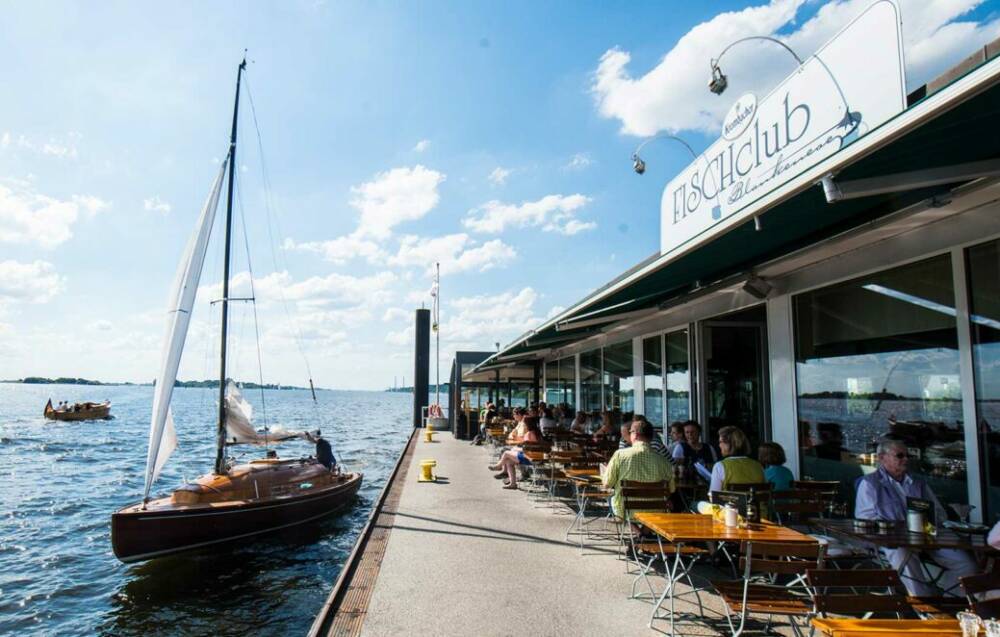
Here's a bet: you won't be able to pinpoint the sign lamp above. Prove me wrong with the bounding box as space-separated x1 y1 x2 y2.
630 133 697 176
708 36 804 96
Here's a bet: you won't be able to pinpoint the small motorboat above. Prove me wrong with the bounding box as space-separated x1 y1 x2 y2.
44 399 112 421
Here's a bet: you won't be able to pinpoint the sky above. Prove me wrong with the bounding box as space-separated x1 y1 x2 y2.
1 0 999 390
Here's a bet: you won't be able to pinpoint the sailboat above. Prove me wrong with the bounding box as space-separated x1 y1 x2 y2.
111 58 362 564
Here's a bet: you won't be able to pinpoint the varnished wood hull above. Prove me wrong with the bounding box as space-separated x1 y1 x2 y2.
44 400 112 421
111 471 363 563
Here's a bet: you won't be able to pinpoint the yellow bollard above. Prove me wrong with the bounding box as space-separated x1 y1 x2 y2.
418 459 437 482
424 425 436 443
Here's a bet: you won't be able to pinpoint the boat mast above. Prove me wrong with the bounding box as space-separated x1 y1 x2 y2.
215 56 247 476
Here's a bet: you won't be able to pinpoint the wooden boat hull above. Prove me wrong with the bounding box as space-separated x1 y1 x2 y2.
111 471 363 563
44 399 112 421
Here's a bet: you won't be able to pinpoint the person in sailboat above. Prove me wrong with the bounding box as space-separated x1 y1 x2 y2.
306 430 335 471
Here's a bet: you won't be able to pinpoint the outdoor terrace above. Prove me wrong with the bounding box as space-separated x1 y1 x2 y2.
315 430 801 637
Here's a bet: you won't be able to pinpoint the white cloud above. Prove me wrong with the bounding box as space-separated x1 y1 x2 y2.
351 165 446 239
0 181 108 248
591 0 1000 137
564 153 593 171
444 287 545 344
488 166 511 186
200 270 397 308
90 319 113 331
143 196 171 214
285 233 386 265
0 260 65 304
385 325 414 347
8 131 81 159
413 139 431 153
382 307 409 322
463 194 594 235
388 233 517 275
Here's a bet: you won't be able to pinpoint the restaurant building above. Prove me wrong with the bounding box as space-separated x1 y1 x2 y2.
466 5 1000 524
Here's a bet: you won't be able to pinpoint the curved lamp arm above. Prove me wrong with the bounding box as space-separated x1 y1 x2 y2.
631 134 697 174
709 36 804 95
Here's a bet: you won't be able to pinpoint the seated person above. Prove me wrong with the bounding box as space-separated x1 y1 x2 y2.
591 411 617 443
666 421 685 456
855 438 977 596
758 442 794 491
304 430 335 471
506 407 527 444
539 407 558 434
672 420 718 478
490 416 542 490
603 418 674 520
708 426 764 492
618 423 632 450
569 411 589 434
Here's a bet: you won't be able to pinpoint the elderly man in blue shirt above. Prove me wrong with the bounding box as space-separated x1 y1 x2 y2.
855 438 977 596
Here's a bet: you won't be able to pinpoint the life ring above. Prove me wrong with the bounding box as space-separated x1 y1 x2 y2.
428 403 443 418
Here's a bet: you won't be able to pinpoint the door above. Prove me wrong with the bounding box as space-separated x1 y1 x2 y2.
697 306 769 454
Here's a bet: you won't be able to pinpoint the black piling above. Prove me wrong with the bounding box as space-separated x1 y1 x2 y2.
413 309 430 428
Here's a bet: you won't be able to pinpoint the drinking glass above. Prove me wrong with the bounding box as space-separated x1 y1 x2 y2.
958 612 982 637
985 619 1000 637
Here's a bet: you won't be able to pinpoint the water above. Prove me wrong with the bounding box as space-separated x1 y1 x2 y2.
0 382 412 636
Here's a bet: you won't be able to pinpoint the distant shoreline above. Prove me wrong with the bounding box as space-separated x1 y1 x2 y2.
2 377 316 391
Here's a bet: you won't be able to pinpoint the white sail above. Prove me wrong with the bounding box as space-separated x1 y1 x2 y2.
225 381 307 445
224 381 256 444
143 157 229 500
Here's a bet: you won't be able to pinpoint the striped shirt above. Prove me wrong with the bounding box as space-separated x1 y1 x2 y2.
603 441 675 518
619 435 671 458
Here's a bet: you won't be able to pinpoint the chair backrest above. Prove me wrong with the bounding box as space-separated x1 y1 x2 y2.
521 441 552 453
791 480 840 494
738 541 823 576
772 488 833 524
620 480 673 517
963 573 1000 619
807 569 912 616
568 459 601 470
727 482 773 500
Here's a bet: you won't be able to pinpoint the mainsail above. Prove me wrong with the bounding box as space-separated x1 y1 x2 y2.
142 157 229 501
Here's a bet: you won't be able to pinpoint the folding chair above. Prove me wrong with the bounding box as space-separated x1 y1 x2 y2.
621 480 707 604
807 568 914 621
712 541 823 637
961 571 1000 619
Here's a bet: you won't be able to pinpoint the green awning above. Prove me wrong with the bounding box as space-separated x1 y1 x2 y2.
481 54 1000 369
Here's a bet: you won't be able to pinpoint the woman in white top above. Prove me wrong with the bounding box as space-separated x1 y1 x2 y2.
538 407 557 433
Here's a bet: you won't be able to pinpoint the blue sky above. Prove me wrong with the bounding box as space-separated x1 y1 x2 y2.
1 0 999 389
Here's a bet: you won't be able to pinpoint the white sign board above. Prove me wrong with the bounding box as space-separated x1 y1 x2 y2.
660 0 906 256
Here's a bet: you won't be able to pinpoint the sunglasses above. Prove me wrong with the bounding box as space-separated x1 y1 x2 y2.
891 452 909 459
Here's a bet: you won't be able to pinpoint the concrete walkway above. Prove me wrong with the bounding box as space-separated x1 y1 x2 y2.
360 434 796 637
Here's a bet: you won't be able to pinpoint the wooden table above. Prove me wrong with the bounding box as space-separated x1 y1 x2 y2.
811 519 998 553
811 618 964 636
810 518 999 594
634 512 814 635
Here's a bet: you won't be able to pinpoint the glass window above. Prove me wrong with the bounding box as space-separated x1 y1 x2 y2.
968 239 1000 524
794 255 965 514
545 359 561 405
643 335 664 427
580 349 603 413
603 340 635 424
666 330 691 425
560 357 576 412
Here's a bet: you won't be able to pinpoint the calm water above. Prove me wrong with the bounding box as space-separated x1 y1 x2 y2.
0 383 412 636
